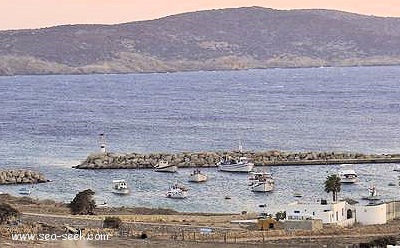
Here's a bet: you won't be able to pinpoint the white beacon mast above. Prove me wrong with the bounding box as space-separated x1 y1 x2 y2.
99 133 107 153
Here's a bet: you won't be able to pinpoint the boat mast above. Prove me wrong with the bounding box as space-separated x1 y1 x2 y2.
238 139 243 153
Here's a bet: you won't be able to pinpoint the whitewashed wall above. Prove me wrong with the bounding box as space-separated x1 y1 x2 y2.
356 203 387 225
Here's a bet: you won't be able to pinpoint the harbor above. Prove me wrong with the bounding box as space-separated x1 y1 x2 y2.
0 67 400 215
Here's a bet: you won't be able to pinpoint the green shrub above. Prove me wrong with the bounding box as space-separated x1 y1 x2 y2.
103 216 122 229
0 203 19 224
368 236 397 247
68 189 96 215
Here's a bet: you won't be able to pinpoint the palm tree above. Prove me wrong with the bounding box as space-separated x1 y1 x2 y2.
324 174 341 202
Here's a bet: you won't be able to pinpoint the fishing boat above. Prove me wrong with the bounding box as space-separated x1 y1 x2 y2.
154 160 178 173
165 188 187 199
248 171 274 192
217 156 254 173
338 164 358 183
171 181 189 192
95 197 108 208
166 182 188 199
112 179 130 195
361 186 380 201
293 193 303 198
188 169 208 182
18 187 31 195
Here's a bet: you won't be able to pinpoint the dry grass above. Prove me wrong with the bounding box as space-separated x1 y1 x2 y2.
2 194 400 248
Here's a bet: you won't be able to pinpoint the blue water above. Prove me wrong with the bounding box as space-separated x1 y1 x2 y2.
0 66 400 213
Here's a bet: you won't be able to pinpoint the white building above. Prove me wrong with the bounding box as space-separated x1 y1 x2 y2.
285 200 390 227
285 200 355 227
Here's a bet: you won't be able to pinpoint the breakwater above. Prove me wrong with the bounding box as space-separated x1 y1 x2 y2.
0 169 47 185
74 151 400 169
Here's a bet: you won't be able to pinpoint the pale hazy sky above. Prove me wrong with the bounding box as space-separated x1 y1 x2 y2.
1 0 400 31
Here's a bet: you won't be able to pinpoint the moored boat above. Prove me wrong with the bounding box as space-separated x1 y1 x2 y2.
293 193 303 198
112 179 130 195
18 187 31 195
154 160 178 173
217 156 254 173
361 185 380 201
166 182 188 199
249 171 274 192
95 197 108 208
338 164 358 183
171 181 189 191
166 188 187 199
188 169 208 182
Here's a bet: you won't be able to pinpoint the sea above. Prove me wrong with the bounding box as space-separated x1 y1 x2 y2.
0 66 400 214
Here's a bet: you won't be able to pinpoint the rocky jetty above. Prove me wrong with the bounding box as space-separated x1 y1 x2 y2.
0 169 47 185
74 151 400 169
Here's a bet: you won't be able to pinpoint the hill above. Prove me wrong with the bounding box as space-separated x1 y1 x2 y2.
1 7 400 75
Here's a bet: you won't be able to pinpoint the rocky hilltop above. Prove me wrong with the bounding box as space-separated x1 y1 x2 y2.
1 7 400 76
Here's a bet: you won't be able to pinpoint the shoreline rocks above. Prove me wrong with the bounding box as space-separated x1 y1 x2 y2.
74 150 400 169
0 169 48 185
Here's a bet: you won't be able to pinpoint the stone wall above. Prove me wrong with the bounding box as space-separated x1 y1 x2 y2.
74 150 400 169
386 201 400 221
283 219 323 231
0 169 47 185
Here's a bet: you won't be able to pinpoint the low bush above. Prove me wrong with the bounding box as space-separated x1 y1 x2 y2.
103 216 122 229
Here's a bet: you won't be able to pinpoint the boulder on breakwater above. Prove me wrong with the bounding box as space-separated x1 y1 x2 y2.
74 150 400 169
0 169 47 185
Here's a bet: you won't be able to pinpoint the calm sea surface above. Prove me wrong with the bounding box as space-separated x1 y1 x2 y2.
0 66 400 213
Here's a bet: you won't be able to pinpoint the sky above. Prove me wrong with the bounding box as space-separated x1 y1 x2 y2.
1 0 400 31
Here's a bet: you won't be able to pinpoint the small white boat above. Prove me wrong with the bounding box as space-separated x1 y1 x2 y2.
393 165 400 172
18 187 31 195
154 160 178 173
112 179 130 195
188 169 208 182
293 192 303 198
361 186 380 201
96 198 108 208
217 156 254 173
338 164 358 183
166 183 188 199
166 188 187 199
249 171 274 192
171 181 189 191
248 171 272 183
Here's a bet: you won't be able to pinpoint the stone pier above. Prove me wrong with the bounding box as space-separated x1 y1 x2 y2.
0 169 47 185
74 150 400 169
